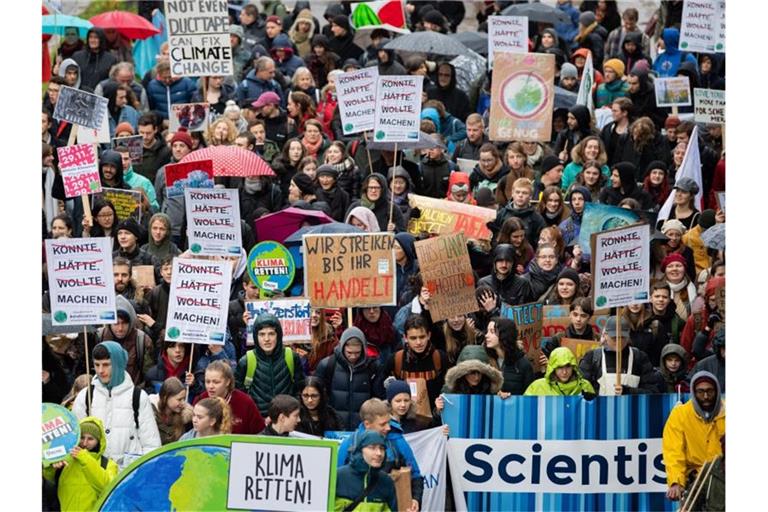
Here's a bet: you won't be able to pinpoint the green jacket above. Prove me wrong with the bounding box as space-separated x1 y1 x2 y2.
43 416 119 512
524 347 596 396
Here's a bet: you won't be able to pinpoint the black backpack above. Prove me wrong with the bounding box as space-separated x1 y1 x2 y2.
86 385 142 431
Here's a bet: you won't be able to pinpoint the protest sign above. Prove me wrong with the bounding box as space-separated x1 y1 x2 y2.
100 188 142 222
414 233 477 321
591 223 650 309
245 298 311 345
542 305 610 338
184 188 242 256
372 75 423 142
578 203 640 257
133 265 156 290
303 233 396 308
246 241 296 293
716 191 725 213
166 160 214 198
560 337 602 361
487 15 528 68
56 143 101 198
45 237 116 326
407 194 496 241
680 0 725 53
169 102 210 132
53 85 108 129
500 302 544 372
694 88 725 124
165 0 232 76
42 403 81 467
112 135 144 164
456 158 478 174
76 108 110 144
654 77 692 108
337 67 378 135
165 257 232 344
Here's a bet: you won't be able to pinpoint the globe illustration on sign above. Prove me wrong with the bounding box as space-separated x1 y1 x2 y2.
246 241 296 292
99 445 230 511
500 71 549 119
601 216 631 231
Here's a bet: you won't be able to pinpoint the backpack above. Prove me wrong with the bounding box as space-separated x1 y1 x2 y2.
243 347 295 388
393 349 442 379
86 385 142 432
54 454 109 486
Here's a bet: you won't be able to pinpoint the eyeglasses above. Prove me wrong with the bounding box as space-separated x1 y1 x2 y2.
366 185 382 191
301 393 320 400
538 254 557 259
694 388 716 397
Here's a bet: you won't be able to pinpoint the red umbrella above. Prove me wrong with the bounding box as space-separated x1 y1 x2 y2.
179 146 275 178
254 207 334 244
90 11 161 40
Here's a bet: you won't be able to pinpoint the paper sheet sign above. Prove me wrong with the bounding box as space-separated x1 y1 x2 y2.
680 0 725 53
654 77 692 108
112 135 144 164
591 223 650 309
488 15 528 68
245 298 311 345
57 143 101 198
184 188 242 256
372 75 423 143
693 88 725 124
337 67 378 135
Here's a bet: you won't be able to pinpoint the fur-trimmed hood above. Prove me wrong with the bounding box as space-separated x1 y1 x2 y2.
444 358 503 394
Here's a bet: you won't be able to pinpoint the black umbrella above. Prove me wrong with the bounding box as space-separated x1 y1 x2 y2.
500 3 572 24
455 31 488 55
384 31 471 57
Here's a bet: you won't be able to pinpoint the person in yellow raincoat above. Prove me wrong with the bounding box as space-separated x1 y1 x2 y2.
662 370 725 502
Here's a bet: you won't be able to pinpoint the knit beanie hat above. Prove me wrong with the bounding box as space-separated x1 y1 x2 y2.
699 209 717 230
603 58 626 77
292 173 316 195
385 379 412 403
579 11 596 27
80 420 101 440
266 15 282 26
661 252 687 271
315 164 339 179
541 155 564 174
357 430 386 450
229 24 244 40
170 128 193 149
332 14 351 32
557 267 580 286
560 62 578 79
664 116 681 130
116 217 143 241
115 122 135 136
661 219 686 235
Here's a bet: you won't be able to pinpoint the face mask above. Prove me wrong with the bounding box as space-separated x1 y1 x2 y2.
245 179 263 193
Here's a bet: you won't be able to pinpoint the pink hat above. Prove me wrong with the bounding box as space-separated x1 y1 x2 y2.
251 91 281 109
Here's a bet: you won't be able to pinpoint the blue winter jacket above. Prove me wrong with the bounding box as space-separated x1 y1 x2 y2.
147 77 197 119
653 28 698 78
236 70 285 106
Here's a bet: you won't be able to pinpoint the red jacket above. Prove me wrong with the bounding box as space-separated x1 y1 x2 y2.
193 389 265 435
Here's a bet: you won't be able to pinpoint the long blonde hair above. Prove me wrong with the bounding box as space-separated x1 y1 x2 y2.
197 396 232 434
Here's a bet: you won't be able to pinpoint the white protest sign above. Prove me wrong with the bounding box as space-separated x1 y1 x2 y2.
227 440 333 511
165 258 232 344
53 86 108 129
372 75 423 143
337 67 378 135
591 223 650 309
76 109 110 144
245 298 311 345
488 15 528 68
185 188 242 256
45 238 116 326
165 0 233 76
680 0 725 53
694 88 725 124
654 76 692 107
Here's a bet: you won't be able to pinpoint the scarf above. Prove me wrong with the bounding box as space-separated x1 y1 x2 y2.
528 260 563 300
668 278 696 321
332 156 355 176
162 351 190 381
526 145 544 168
360 196 376 210
302 135 323 157
575 22 598 43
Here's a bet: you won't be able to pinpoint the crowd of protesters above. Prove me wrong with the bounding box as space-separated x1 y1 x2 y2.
42 2 725 510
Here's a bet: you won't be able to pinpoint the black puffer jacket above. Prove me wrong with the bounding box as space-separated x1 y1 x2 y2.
71 28 118 91
476 245 534 306
598 162 655 209
314 327 385 430
499 351 535 395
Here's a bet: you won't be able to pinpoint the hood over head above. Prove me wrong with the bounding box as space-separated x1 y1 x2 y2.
568 104 591 133
271 33 295 58
690 370 723 421
85 27 108 54
420 107 442 132
444 345 503 393
79 416 109 457
252 312 284 355
361 172 390 205
58 58 81 89
566 185 592 203
493 243 516 263
99 149 125 185
338 326 368 364
345 206 380 233
662 28 681 55
388 165 414 192
394 232 417 264
545 346 584 380
95 340 128 389
614 162 638 193
114 295 137 330
677 60 699 88
435 61 457 91
660 342 689 368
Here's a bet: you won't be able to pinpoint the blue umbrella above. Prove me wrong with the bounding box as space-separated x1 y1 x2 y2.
284 222 365 244
42 14 92 37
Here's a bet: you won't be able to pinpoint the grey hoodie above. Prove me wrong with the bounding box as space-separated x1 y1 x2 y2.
690 371 723 422
58 58 82 89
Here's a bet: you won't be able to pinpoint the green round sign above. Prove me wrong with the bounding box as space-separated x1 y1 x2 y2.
42 403 81 467
246 241 296 292
375 130 385 140
166 326 180 339
190 243 202 254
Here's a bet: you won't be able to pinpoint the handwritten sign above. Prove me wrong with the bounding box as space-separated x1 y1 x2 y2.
57 143 101 198
500 302 544 373
166 160 214 198
45 237 116 326
372 75 423 143
165 0 232 76
559 338 602 362
693 88 725 124
100 188 142 222
42 403 81 467
542 305 610 338
591 223 650 309
77 108 110 144
53 85 108 129
407 194 496 241
112 135 144 164
414 233 477 321
488 15 528 68
245 298 311 345
490 52 555 142
654 77 692 108
337 67 378 135
185 188 242 256
169 102 210 132
303 233 396 308
680 0 725 53
165 257 232 344
133 265 156 289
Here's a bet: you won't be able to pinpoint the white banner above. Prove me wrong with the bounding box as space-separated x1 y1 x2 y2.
337 67 379 135
165 0 233 76
372 75 423 143
404 426 447 512
693 88 725 124
592 223 650 309
488 15 528 68
680 0 725 53
185 188 242 256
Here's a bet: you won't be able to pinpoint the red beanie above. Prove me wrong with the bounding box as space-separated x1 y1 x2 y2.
705 276 725 298
661 252 686 271
170 128 193 149
115 122 134 136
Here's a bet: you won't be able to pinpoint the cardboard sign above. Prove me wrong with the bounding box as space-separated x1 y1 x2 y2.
372 75 423 143
337 67 379 135
100 188 142 222
500 302 544 372
165 257 232 344
245 298 311 345
185 188 242 256
165 0 233 76
166 160 215 198
303 233 396 308
490 52 554 142
559 337 602 362
112 135 144 164
391 466 413 512
591 223 650 309
578 203 640 257
488 15 528 68
77 108 110 144
45 237 117 326
680 0 725 53
542 305 610 338
169 102 210 132
407 194 496 241
414 233 477 322
654 77 692 108
133 265 156 290
57 143 101 198
693 88 725 124
42 403 81 467
246 241 296 293
53 85 108 129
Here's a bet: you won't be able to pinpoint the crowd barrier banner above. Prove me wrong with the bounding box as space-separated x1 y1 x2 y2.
443 394 679 512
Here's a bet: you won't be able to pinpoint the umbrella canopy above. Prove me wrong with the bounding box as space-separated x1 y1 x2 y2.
42 14 92 37
454 31 488 55
451 49 487 92
254 207 334 244
500 3 572 24
90 11 161 40
179 146 275 178
284 222 365 244
554 86 578 110
700 223 725 250
384 31 471 57
367 130 446 151
353 24 411 53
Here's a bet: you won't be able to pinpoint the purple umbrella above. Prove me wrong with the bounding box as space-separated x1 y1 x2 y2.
253 207 334 244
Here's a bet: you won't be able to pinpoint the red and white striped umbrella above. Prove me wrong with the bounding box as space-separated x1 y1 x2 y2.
179 146 275 177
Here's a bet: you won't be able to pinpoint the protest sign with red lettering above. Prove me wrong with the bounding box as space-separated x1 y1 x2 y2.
542 305 610 339
185 188 242 256
407 194 496 241
488 15 528 68
500 301 544 372
245 299 311 345
372 75 423 143
57 144 101 198
337 67 379 135
591 223 650 309
166 160 215 198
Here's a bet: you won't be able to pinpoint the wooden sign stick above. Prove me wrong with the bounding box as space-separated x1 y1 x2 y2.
615 308 623 389
388 142 398 228
84 326 91 411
